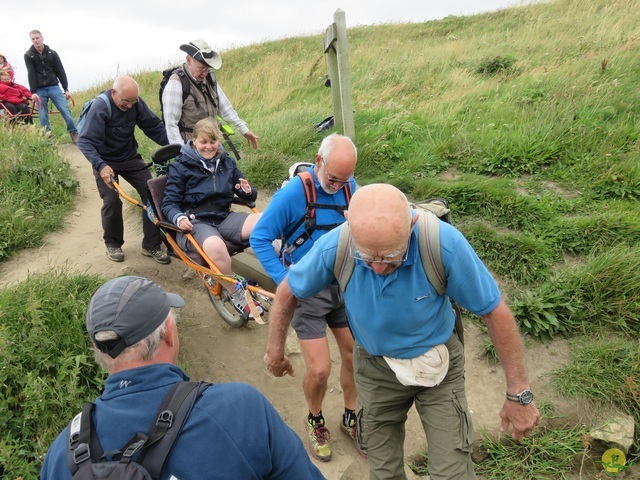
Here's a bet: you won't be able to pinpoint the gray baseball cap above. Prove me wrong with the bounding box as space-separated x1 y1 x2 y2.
86 276 185 359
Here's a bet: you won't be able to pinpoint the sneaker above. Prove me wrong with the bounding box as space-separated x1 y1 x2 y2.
106 247 124 262
70 131 79 144
229 289 264 319
340 416 367 459
306 418 332 462
142 247 171 264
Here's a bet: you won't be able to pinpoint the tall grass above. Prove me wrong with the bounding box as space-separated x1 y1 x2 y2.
0 125 78 260
0 271 105 479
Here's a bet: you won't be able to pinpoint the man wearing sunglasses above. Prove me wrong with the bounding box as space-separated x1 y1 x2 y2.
264 183 541 479
161 39 259 150
251 134 362 462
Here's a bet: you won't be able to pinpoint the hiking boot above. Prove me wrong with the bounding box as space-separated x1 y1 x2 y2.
306 417 332 462
70 131 79 144
229 289 264 319
340 416 367 459
142 247 171 264
106 247 124 262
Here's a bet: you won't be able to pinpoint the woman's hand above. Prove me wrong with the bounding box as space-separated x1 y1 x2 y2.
235 178 252 194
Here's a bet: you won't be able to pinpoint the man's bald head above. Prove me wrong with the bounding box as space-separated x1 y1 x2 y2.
347 184 412 263
315 134 357 195
113 76 139 97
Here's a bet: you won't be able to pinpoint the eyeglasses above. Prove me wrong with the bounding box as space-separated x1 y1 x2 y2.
321 159 351 186
119 98 138 106
350 239 410 265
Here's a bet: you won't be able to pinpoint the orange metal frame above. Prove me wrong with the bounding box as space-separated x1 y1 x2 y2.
112 179 275 304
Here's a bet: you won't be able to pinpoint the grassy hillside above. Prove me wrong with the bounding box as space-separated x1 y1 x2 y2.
2 0 639 477
66 0 640 340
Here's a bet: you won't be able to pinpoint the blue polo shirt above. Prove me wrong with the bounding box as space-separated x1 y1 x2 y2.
287 217 501 358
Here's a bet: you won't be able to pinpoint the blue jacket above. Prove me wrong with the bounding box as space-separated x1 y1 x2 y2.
250 166 355 285
286 218 501 358
40 364 325 479
162 143 257 226
77 89 168 172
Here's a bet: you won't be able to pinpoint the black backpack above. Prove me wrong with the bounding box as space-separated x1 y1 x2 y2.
66 381 210 480
158 67 218 125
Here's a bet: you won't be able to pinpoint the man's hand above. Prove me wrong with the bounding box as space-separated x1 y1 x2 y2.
64 90 71 100
499 401 541 440
99 165 115 189
244 131 259 150
264 352 295 377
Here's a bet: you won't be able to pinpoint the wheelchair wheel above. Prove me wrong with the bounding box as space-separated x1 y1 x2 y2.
205 286 250 328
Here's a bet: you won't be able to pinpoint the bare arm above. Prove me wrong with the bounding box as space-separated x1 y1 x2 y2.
482 298 541 440
263 278 298 377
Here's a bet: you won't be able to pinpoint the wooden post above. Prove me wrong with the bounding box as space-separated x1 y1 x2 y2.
323 9 355 140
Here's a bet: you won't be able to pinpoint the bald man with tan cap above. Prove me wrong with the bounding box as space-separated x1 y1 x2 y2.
265 184 540 479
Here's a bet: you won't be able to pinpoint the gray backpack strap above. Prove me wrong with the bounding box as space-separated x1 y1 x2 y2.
416 209 446 296
334 224 355 292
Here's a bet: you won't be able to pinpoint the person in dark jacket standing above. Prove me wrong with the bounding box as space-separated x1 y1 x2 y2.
23 30 78 142
77 76 170 264
39 275 326 480
162 117 262 317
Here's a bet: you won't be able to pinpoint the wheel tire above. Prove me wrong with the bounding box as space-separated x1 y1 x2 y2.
205 286 249 328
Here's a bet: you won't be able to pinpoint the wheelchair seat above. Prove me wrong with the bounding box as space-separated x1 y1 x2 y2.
146 174 247 267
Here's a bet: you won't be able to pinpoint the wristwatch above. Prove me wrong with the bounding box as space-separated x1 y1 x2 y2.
506 389 534 405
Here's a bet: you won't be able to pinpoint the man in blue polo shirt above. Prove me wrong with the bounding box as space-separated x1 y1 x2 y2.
264 184 541 479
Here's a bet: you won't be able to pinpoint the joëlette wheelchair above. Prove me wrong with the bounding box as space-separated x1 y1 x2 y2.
112 143 274 328
0 96 75 125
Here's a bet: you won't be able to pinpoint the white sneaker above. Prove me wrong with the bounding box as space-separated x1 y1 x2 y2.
229 289 263 318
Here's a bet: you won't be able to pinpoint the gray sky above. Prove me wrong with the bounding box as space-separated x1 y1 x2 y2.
4 0 531 91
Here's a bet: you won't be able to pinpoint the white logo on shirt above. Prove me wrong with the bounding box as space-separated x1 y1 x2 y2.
118 380 132 389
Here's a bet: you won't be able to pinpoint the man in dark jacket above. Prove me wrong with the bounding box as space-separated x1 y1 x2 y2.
77 76 170 264
24 30 78 142
39 275 326 480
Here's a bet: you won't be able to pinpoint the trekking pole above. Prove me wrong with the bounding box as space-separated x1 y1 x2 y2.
222 131 242 160
218 118 241 160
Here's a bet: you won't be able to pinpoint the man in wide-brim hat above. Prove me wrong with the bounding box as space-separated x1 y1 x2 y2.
161 39 259 150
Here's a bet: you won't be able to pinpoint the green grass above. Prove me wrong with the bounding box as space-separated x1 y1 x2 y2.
2 0 640 476
0 125 78 260
0 271 106 479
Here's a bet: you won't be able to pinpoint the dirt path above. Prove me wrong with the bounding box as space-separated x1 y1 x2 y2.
0 145 578 479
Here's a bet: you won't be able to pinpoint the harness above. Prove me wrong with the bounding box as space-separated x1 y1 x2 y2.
281 171 352 260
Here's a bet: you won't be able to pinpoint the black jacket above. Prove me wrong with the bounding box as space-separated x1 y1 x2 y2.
24 44 69 92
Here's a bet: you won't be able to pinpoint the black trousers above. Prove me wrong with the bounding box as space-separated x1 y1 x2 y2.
93 155 162 250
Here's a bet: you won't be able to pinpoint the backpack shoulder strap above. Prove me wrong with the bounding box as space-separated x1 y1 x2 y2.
416 209 446 296
334 223 355 292
175 68 190 103
298 171 316 210
137 381 211 479
66 402 104 475
97 92 112 118
333 209 446 295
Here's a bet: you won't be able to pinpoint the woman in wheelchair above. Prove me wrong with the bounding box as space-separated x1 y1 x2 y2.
162 117 263 317
0 70 38 123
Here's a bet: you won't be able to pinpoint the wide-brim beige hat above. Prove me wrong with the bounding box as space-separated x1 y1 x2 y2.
179 39 222 70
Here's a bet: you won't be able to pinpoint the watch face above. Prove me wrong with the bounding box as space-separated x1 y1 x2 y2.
519 390 534 405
